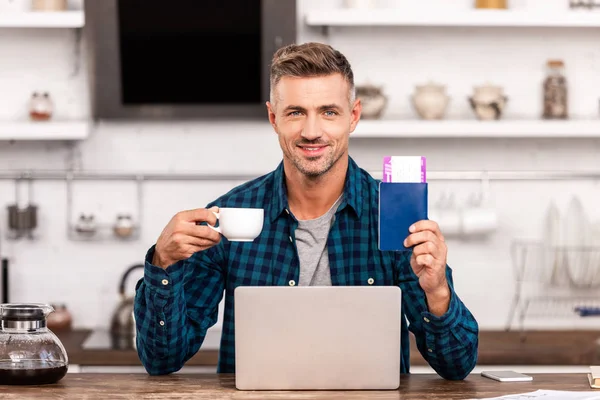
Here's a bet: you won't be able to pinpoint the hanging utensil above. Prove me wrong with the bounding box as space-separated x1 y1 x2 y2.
6 177 38 240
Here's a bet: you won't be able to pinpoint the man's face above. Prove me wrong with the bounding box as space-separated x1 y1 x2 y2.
267 73 361 178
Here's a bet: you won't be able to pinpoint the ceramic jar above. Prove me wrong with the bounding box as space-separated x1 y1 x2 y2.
356 85 387 119
74 213 97 236
46 304 72 331
114 214 135 238
411 82 450 120
468 84 508 120
29 92 53 121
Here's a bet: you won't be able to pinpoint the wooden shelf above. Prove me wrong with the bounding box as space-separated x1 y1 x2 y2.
350 119 600 138
0 120 90 140
305 9 600 28
0 11 84 28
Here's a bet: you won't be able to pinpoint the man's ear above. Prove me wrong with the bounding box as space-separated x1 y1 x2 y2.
349 98 362 133
266 101 277 132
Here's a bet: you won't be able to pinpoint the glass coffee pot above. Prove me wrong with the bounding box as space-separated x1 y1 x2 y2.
0 304 69 385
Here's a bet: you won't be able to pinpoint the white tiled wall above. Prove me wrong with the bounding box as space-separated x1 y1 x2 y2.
0 0 599 331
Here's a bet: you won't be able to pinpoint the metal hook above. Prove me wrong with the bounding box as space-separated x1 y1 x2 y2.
13 178 20 210
27 173 34 207
65 172 74 235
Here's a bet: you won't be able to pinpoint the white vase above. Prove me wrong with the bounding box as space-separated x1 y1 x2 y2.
468 83 508 120
356 84 387 119
411 82 450 120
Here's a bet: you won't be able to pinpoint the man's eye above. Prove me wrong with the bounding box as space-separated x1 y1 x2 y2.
288 111 301 116
324 110 338 116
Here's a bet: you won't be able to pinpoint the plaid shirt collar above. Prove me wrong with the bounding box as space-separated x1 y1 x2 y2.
268 155 364 223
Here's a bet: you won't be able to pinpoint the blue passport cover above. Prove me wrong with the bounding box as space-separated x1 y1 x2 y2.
378 182 428 251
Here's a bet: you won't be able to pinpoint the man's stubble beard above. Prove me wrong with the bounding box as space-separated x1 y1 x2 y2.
287 146 345 179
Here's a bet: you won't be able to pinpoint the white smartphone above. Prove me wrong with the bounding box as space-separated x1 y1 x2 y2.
481 370 533 382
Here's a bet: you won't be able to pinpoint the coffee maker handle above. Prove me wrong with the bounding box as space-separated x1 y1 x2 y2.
118 264 145 297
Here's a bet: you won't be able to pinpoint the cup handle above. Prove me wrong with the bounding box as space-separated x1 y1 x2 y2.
207 212 221 234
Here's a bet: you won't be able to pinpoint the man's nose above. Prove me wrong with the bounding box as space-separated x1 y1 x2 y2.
301 116 322 141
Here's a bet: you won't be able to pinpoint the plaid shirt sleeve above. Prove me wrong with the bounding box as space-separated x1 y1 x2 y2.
133 243 225 375
397 252 479 380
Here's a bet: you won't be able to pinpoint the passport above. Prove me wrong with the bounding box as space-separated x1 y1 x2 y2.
378 182 428 251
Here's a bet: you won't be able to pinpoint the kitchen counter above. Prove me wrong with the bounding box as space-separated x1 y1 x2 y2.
55 329 600 367
0 373 596 399
56 329 218 367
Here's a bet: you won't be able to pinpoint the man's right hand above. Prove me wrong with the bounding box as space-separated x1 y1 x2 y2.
152 207 222 269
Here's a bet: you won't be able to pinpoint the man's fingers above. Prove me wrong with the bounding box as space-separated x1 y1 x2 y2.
186 235 221 248
404 230 439 248
179 207 219 225
190 225 222 244
415 254 435 268
409 219 444 241
178 224 221 243
412 242 444 262
412 241 436 256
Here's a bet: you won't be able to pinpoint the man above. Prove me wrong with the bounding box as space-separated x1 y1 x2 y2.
134 42 479 380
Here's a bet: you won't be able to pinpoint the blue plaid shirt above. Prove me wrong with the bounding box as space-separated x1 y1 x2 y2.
134 156 479 380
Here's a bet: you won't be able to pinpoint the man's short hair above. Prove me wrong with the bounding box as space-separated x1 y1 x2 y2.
269 42 355 107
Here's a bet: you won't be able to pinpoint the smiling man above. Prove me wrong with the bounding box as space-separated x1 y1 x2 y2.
133 42 479 379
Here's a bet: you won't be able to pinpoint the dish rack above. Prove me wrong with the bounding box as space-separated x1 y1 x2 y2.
505 240 600 335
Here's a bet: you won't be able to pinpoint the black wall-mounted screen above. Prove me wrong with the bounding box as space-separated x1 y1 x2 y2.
118 0 262 105
85 0 296 119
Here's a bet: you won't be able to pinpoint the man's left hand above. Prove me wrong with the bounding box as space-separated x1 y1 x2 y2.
404 219 451 315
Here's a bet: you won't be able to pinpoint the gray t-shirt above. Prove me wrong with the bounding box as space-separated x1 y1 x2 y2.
295 194 343 286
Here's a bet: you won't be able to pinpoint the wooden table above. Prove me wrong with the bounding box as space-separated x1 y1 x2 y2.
0 373 597 399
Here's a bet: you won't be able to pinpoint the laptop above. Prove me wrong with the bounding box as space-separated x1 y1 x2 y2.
234 286 402 390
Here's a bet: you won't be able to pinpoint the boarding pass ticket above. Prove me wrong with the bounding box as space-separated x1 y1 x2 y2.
382 156 426 183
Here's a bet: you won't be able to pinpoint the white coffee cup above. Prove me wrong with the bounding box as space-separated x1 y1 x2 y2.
207 208 264 242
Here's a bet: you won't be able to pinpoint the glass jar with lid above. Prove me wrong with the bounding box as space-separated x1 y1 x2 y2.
543 60 568 119
0 303 69 385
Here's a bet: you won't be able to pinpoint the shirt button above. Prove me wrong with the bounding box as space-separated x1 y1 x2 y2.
424 317 430 323
428 348 433 353
161 279 169 285
289 236 293 242
289 280 296 286
159 321 165 326
367 278 374 285
285 209 290 214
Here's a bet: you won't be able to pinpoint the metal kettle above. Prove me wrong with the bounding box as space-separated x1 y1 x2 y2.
110 264 145 343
